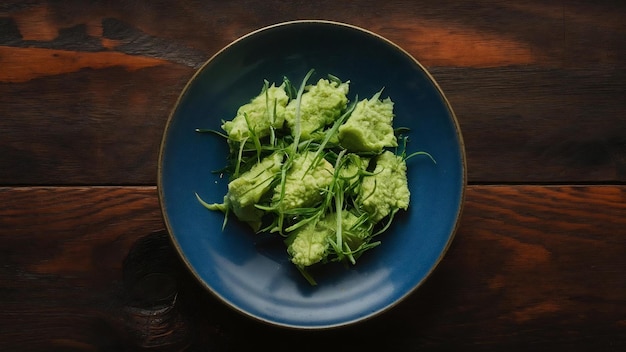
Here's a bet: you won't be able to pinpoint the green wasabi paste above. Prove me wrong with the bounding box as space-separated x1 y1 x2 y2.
284 78 349 140
196 70 434 285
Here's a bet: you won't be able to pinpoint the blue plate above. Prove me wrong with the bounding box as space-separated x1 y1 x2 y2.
158 20 466 329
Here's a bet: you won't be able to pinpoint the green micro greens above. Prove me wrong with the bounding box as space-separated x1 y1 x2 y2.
291 69 315 154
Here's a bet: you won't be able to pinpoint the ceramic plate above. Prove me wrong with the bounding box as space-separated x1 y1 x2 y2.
158 20 465 329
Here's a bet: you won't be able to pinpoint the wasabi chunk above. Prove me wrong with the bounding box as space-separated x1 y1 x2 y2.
284 78 349 140
222 83 289 142
285 219 329 267
360 151 410 223
272 151 334 211
286 211 370 268
338 91 398 152
214 152 283 231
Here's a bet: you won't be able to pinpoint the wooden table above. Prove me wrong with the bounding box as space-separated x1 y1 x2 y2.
1 1 625 350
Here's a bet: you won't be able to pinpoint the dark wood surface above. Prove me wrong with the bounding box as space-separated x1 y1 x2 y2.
1 1 625 351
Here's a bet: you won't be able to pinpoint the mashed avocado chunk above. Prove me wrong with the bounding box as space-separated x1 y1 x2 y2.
284 78 349 140
217 152 283 231
286 211 370 268
338 91 397 152
272 151 334 211
222 83 289 142
360 151 410 223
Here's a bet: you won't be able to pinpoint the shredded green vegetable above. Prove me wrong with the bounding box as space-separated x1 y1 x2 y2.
196 70 434 285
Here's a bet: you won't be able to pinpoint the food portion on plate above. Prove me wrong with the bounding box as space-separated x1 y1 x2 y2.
159 20 465 328
195 70 434 285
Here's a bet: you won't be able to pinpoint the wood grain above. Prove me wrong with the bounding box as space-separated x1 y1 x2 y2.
0 0 625 185
0 185 624 350
0 46 169 83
